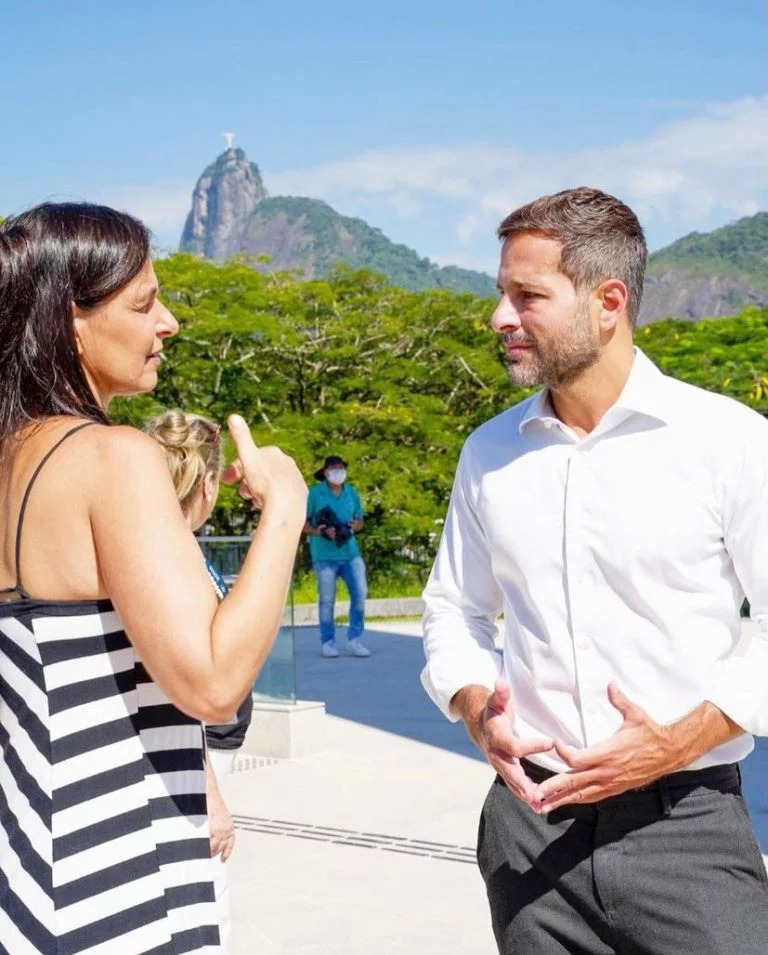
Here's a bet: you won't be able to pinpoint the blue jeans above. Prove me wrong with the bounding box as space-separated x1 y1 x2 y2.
314 556 367 643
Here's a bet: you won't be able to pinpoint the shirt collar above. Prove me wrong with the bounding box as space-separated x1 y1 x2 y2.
519 347 670 435
519 388 559 433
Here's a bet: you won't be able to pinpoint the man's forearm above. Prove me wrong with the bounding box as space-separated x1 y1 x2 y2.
451 684 493 748
667 700 745 769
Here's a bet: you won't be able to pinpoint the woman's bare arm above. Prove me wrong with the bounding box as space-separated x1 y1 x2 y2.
88 421 306 721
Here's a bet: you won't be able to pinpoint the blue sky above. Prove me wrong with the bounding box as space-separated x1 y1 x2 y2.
1 0 766 273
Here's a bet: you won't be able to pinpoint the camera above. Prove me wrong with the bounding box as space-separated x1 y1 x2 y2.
313 506 353 546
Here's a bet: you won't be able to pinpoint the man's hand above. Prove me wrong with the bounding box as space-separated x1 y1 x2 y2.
350 518 363 533
534 683 744 814
453 679 553 807
322 525 337 540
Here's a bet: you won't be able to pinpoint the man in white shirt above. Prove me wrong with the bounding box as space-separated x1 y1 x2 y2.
421 187 768 954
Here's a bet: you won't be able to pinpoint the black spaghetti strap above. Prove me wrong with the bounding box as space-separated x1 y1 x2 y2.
8 421 96 598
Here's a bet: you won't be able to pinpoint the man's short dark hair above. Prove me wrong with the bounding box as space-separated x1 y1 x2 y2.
497 187 647 328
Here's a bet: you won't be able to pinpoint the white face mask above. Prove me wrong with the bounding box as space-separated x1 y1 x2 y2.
327 468 347 484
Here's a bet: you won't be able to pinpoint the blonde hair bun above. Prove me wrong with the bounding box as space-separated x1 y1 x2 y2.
145 410 222 514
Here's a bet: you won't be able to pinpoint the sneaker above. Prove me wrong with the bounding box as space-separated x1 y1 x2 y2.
347 638 371 658
321 641 339 658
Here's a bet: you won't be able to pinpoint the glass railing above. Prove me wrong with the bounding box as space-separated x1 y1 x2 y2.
197 531 431 701
196 535 251 587
253 591 297 704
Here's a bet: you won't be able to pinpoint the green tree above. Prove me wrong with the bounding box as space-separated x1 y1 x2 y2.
112 253 767 590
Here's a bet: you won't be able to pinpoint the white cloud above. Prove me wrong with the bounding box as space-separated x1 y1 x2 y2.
342 190 423 221
91 181 193 247
389 191 422 218
91 97 767 269
431 249 503 274
266 96 768 266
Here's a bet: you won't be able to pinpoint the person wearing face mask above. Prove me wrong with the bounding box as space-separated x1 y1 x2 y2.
303 455 370 657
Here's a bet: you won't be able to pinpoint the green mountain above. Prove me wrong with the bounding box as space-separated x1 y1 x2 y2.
648 212 768 278
180 149 768 319
180 147 496 297
640 213 768 324
244 196 495 296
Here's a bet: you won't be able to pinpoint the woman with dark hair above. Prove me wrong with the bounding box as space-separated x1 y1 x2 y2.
0 203 307 954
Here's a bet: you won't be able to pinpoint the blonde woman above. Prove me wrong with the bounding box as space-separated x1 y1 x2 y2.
145 410 248 952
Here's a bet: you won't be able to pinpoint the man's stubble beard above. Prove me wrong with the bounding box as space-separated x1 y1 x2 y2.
504 301 600 389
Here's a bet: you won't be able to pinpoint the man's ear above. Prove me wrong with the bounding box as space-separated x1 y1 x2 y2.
596 279 628 333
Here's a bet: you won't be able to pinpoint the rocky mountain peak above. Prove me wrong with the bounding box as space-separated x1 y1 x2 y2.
178 146 497 296
180 147 268 260
178 148 767 317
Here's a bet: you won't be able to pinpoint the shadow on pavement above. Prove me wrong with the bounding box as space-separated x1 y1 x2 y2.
741 739 768 851
294 624 482 761
294 623 768 851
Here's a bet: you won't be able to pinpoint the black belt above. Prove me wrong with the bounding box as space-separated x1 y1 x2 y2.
520 758 739 799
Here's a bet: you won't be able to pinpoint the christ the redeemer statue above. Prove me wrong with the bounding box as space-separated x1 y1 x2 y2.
223 132 236 150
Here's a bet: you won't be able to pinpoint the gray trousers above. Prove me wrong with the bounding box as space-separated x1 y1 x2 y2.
477 762 768 954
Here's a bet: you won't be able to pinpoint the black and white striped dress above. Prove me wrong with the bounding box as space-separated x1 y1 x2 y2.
0 424 221 953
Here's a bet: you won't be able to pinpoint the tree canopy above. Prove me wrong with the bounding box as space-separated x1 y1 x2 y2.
111 253 768 582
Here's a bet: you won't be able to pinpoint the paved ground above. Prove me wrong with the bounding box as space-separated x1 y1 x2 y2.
221 620 768 954
224 620 494 954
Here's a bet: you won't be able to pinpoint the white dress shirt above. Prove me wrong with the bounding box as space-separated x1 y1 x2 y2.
421 349 768 771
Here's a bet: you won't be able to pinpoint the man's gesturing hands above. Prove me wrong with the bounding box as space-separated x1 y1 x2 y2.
533 682 677 812
455 679 743 814
534 683 743 813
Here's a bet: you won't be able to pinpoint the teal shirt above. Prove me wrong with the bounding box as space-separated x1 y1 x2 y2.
307 482 364 563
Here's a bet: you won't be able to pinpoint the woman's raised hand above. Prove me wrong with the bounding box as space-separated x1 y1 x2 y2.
222 414 307 513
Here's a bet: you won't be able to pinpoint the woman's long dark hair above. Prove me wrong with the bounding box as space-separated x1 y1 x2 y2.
0 202 151 451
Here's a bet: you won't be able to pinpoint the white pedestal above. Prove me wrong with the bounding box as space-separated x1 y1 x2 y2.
241 699 326 759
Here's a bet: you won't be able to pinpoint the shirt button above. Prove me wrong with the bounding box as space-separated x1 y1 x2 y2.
576 637 590 650
586 701 599 715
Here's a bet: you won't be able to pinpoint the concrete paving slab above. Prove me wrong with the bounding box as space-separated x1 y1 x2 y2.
229 826 493 955
222 620 496 953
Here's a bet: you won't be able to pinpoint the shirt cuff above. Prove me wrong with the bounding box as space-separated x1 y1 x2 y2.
420 651 502 722
705 618 768 736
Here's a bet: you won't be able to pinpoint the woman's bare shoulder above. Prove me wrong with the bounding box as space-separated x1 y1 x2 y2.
80 424 171 489
27 419 171 492
85 423 162 456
